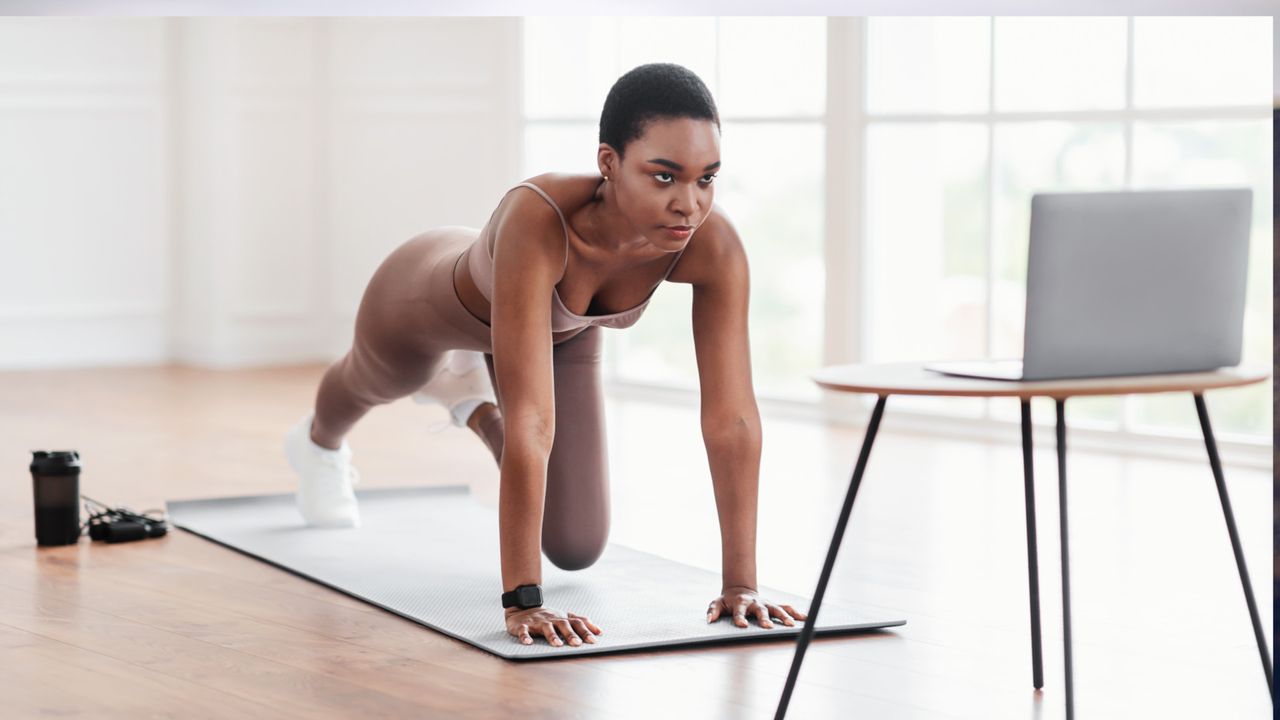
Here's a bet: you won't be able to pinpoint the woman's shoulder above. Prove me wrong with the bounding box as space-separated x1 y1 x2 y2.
486 174 599 266
667 204 745 286
512 172 603 214
490 172 602 240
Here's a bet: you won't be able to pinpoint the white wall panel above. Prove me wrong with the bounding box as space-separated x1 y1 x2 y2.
228 99 320 319
0 18 169 369
0 101 168 311
0 18 165 87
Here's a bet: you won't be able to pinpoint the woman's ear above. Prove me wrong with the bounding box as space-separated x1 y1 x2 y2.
596 143 619 179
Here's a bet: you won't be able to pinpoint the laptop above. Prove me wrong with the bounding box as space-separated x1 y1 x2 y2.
925 187 1252 381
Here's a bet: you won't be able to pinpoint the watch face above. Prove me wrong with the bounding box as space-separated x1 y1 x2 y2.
517 585 542 606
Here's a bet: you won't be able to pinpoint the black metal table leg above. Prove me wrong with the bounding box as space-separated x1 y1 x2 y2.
1055 399 1075 720
1193 393 1274 696
1021 400 1045 690
775 395 888 720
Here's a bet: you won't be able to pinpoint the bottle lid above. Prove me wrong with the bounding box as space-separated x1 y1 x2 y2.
30 450 81 476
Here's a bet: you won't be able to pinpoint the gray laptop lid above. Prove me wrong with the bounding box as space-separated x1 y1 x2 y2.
1021 187 1251 381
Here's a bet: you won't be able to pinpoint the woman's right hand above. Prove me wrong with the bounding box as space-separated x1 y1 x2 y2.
505 606 603 647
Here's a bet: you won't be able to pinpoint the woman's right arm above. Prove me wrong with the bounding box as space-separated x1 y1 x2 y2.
489 194 563 597
488 190 604 648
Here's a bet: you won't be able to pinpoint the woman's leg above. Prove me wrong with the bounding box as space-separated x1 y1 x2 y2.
518 326 611 571
476 329 608 569
311 341 446 449
310 237 460 450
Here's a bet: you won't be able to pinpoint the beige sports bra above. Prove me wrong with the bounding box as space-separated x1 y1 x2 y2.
467 181 687 333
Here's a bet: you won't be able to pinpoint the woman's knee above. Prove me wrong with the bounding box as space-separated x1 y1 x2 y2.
542 523 609 571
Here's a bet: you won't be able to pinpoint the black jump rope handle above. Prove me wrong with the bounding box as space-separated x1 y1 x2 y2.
88 518 167 543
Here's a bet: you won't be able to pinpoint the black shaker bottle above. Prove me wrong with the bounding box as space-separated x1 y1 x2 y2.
29 450 83 546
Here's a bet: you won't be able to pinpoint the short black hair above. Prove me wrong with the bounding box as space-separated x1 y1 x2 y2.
598 63 721 161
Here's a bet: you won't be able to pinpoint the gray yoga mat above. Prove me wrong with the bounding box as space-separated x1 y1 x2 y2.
166 485 904 660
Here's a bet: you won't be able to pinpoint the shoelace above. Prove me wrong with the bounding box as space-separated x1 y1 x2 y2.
312 446 362 487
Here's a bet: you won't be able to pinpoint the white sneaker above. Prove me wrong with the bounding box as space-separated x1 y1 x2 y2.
412 350 497 430
284 412 361 528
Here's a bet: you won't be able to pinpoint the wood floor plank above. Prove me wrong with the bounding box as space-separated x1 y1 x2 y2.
0 623 291 719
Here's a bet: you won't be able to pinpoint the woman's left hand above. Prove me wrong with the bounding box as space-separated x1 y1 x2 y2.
706 585 808 628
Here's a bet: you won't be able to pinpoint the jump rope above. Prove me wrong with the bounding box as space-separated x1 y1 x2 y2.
79 495 169 543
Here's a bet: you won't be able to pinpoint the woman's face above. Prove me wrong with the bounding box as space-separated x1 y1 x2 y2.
602 117 721 253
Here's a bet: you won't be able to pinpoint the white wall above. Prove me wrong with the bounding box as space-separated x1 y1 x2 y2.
0 17 522 370
0 18 171 368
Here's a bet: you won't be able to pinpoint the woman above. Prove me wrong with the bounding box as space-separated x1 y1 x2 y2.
284 63 807 648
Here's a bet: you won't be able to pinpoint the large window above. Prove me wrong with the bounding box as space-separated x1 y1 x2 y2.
522 16 1272 443
522 17 828 401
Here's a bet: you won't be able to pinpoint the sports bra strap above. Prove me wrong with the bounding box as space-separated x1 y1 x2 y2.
511 182 570 276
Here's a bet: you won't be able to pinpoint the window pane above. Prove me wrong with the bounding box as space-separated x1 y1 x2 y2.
865 122 989 360
993 18 1127 112
988 121 1126 426
1130 119 1272 439
990 121 1127 354
866 17 990 115
614 122 825 401
523 17 620 119
719 17 826 117
522 122 598 177
863 122 988 417
1134 17 1272 109
611 283 698 389
617 16 718 99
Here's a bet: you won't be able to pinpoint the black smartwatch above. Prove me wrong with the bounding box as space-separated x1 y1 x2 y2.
501 583 543 610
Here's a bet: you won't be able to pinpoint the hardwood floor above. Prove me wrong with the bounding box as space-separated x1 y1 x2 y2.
0 365 1271 719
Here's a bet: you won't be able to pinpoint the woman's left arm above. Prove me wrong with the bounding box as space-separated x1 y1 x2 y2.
689 211 807 629
689 211 762 593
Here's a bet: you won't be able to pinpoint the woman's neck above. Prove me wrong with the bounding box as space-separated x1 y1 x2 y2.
575 178 660 260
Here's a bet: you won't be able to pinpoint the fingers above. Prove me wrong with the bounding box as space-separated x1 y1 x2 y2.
568 612 603 636
753 604 774 629
781 603 808 622
766 603 797 627
707 600 722 624
568 617 596 644
553 619 582 646
540 622 564 647
709 598 808 630
512 613 601 647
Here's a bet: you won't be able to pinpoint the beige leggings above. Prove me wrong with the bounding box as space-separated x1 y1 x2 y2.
310 228 609 571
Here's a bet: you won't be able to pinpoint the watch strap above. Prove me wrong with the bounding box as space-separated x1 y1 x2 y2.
501 583 543 609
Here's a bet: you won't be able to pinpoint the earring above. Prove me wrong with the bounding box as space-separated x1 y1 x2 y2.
603 175 610 181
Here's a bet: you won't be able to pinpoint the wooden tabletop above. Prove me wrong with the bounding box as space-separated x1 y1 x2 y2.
811 362 1271 399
